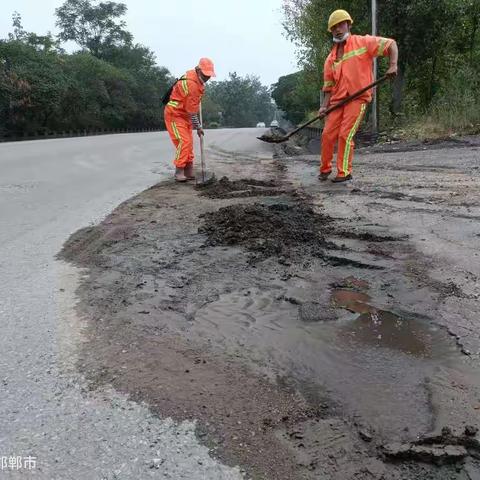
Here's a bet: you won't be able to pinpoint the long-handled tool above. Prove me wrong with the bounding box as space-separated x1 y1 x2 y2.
195 102 216 188
257 75 388 144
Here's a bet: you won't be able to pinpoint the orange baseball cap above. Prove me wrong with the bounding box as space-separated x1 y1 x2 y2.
198 57 216 77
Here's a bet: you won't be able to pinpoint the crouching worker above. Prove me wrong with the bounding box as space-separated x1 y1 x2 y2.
163 58 216 182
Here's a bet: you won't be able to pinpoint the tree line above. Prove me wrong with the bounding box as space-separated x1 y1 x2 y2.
0 0 274 139
273 0 480 135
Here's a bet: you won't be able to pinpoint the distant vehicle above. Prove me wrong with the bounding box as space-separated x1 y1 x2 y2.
270 120 279 128
256 122 266 128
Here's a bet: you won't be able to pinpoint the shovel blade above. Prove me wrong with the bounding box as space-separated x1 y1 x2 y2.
256 134 289 144
195 171 216 189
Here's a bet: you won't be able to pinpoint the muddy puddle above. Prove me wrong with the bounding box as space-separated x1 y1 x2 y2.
193 281 468 439
340 310 447 357
331 288 451 357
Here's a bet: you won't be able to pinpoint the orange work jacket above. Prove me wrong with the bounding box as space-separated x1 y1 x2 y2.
165 69 205 118
323 34 394 103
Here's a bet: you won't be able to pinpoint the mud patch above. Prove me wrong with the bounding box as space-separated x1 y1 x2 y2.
199 202 391 269
199 202 335 259
334 229 406 242
383 426 480 465
200 176 288 199
322 254 385 270
277 416 468 480
257 132 287 144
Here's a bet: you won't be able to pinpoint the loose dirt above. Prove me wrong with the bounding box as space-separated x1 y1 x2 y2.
199 202 334 259
200 176 288 199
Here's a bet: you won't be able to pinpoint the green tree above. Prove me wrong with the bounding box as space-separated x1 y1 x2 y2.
206 73 274 127
0 39 69 135
201 94 222 127
55 0 132 57
281 0 480 124
99 43 156 70
59 52 135 129
271 70 319 124
8 12 62 53
1 9 173 137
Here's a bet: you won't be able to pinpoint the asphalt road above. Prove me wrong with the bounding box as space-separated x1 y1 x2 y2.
0 129 270 479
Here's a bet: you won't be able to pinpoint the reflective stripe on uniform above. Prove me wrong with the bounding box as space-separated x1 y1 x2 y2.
343 104 366 175
167 100 179 108
181 78 189 95
323 80 336 88
378 38 389 57
171 121 183 161
377 39 387 56
333 47 368 70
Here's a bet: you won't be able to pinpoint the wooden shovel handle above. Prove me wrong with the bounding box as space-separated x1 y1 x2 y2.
285 75 389 140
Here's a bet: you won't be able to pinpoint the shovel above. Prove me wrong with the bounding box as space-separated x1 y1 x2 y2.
195 102 216 188
257 75 388 144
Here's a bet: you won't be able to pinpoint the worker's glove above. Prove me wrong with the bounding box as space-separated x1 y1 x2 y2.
197 127 204 137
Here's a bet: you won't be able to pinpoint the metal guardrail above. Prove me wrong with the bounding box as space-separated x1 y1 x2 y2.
304 126 322 139
0 127 165 143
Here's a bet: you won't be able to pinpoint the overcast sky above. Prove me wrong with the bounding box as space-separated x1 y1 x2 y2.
0 0 300 86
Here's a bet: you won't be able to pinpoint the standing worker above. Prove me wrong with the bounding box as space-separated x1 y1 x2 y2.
164 58 216 182
319 10 398 182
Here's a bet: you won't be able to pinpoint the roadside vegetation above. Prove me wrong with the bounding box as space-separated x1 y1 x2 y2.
3 0 477 140
0 0 274 139
274 0 480 138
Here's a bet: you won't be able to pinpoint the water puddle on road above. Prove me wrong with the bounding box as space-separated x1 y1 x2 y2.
193 283 470 438
339 310 443 358
331 288 447 358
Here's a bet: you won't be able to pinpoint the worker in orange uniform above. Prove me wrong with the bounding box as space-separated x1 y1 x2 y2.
164 58 216 182
319 10 398 182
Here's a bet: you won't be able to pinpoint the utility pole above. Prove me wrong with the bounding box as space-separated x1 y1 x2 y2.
371 0 378 133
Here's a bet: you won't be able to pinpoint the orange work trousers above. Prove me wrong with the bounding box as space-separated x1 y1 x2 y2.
320 99 367 177
164 108 194 168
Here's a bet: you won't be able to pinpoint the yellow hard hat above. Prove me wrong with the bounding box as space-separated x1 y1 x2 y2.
328 9 353 32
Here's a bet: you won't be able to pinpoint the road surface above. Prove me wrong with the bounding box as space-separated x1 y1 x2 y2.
0 129 269 479
3 130 479 479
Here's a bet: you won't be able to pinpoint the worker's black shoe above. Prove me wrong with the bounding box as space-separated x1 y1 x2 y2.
318 171 331 181
331 174 352 183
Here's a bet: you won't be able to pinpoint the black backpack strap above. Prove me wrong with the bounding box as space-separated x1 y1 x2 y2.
162 76 190 105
